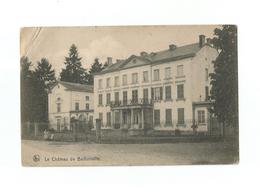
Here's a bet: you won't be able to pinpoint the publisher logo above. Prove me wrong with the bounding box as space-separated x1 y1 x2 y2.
33 154 40 162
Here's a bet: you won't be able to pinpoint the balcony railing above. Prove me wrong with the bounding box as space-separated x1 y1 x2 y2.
110 98 153 108
70 109 94 113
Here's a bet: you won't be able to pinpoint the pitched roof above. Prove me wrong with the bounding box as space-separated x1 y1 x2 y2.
57 81 93 93
98 43 204 75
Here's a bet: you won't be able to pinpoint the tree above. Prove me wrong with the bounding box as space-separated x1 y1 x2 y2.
20 56 34 122
88 58 104 85
34 58 56 90
21 56 57 124
60 44 88 84
33 58 56 122
210 25 238 135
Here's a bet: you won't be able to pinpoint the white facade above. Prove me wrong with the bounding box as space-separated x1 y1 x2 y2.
48 81 94 131
93 36 218 134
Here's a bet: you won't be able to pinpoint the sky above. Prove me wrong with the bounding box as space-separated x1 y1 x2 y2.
20 25 219 75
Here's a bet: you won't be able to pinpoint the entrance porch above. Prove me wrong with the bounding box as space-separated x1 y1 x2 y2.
111 108 153 134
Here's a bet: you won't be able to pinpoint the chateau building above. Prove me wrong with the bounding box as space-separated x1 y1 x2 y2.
48 81 94 131
93 35 219 134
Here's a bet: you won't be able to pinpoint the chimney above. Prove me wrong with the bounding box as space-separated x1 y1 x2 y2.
116 59 122 63
107 57 112 66
206 38 211 44
140 51 148 56
199 35 205 47
169 44 177 50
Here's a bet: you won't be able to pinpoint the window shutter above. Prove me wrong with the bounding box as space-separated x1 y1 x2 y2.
151 88 154 100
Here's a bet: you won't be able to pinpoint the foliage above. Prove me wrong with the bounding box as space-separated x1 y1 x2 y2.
20 56 34 122
20 56 56 123
60 44 89 84
88 58 105 85
33 58 56 122
210 25 238 129
34 58 56 91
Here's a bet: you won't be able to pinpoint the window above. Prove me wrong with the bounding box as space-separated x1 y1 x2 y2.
99 113 103 124
114 112 120 128
122 74 127 85
98 94 103 105
85 96 89 101
75 94 79 101
132 73 138 84
152 87 163 100
89 116 93 124
115 92 119 103
114 76 119 87
165 109 172 125
177 65 184 77
165 86 172 100
153 69 160 81
198 110 205 124
57 103 61 112
98 79 103 89
154 110 160 126
75 102 79 111
133 110 139 124
107 112 111 127
123 91 127 105
143 88 149 101
106 93 111 105
57 118 61 131
205 68 209 81
165 67 171 79
123 111 128 124
85 103 89 110
106 77 111 88
205 86 209 100
143 71 149 82
177 84 184 99
177 108 185 125
132 90 138 103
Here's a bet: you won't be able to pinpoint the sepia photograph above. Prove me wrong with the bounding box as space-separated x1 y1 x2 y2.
20 25 238 166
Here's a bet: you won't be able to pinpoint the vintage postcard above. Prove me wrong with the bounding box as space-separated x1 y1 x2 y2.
20 25 239 166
